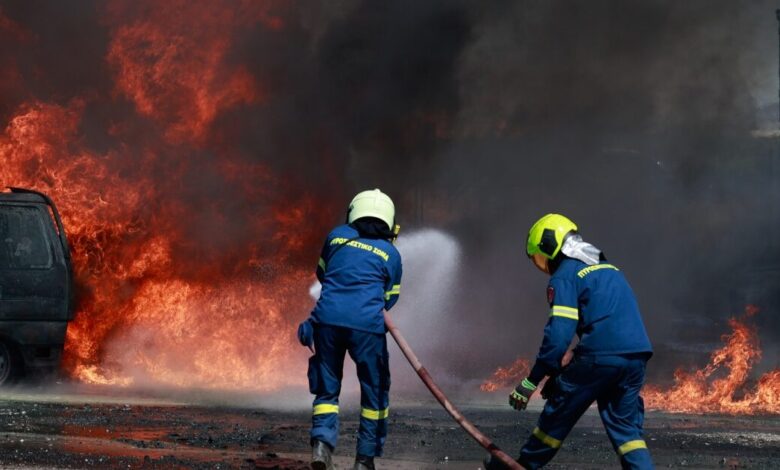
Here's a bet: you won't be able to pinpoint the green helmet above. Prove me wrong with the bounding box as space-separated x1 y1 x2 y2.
526 214 578 259
347 189 395 230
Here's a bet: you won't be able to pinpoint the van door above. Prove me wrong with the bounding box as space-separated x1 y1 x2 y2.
0 204 69 321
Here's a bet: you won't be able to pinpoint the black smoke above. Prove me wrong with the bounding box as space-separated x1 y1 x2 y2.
422 1 780 383
1 0 778 386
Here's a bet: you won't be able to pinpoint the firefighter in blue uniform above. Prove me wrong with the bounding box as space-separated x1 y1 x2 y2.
300 189 402 470
486 214 654 470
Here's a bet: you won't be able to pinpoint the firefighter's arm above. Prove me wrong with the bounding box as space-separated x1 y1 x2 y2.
383 251 402 310
527 279 579 385
528 316 577 384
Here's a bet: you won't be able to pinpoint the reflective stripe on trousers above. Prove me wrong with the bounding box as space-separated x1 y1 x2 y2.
519 354 654 470
309 324 390 457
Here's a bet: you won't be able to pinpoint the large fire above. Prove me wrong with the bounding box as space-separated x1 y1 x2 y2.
480 306 780 415
643 306 780 414
0 1 335 390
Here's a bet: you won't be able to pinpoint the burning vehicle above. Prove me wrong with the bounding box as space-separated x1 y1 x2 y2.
0 187 74 384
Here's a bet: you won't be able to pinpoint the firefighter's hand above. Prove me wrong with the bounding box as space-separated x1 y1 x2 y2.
509 378 536 411
297 318 314 352
561 349 574 367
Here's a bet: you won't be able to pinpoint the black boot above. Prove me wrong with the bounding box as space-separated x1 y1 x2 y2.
311 440 334 470
353 454 375 470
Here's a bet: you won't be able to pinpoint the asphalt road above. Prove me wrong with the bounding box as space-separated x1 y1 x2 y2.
0 384 778 469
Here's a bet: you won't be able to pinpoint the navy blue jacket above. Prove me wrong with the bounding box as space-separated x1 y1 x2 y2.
311 224 402 334
528 257 652 384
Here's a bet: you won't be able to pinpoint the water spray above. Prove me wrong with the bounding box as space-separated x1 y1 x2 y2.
384 312 522 469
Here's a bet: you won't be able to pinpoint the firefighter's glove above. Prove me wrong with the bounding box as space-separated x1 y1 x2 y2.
297 318 314 349
509 378 536 411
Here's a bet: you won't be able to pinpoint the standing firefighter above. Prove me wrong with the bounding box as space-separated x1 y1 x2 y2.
300 189 402 470
487 214 654 470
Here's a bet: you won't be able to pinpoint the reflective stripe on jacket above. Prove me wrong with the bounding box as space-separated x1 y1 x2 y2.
529 257 652 383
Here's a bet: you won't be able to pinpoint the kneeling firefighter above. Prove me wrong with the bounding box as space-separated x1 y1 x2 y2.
299 189 402 470
486 214 654 470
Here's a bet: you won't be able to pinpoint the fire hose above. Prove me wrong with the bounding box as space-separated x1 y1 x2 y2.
384 312 523 470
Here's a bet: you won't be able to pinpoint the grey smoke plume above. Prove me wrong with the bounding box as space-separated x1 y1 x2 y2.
430 1 780 382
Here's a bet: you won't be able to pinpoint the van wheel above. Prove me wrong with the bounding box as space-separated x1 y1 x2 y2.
0 342 19 385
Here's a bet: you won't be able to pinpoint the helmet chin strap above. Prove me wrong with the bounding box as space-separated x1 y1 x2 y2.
560 234 602 266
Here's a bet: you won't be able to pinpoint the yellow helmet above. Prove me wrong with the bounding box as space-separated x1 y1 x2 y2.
347 189 395 231
526 213 578 259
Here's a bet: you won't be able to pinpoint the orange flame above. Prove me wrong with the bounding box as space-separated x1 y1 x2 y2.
105 1 268 144
0 1 330 391
644 306 780 414
0 99 318 391
480 357 530 392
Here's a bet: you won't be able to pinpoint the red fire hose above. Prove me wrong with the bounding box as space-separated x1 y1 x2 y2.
384 312 523 470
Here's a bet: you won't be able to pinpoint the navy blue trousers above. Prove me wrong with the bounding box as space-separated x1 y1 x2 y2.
308 324 390 457
519 354 654 470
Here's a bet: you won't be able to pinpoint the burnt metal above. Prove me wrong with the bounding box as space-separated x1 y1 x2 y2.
0 188 74 380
